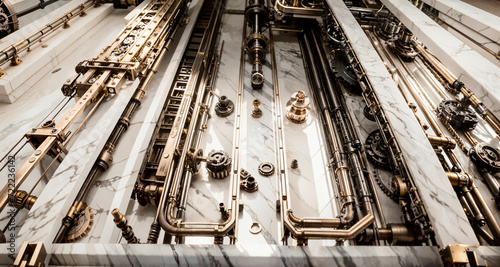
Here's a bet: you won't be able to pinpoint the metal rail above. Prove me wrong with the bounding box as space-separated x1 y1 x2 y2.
366 29 500 245
0 0 97 73
0 0 186 215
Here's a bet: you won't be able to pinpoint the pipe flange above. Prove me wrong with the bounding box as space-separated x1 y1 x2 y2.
437 100 478 130
249 222 262 234
469 143 500 172
187 148 204 173
214 96 234 117
251 72 265 89
241 176 258 192
206 150 232 179
245 33 269 48
258 162 275 176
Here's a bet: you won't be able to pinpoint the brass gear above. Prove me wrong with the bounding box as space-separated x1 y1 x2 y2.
65 205 94 242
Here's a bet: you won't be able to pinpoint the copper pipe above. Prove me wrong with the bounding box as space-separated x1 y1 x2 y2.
470 181 500 245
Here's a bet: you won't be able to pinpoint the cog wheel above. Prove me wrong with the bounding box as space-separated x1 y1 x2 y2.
206 150 232 179
0 1 18 39
373 170 397 202
365 130 392 171
469 143 500 172
363 105 376 122
331 51 360 92
258 162 275 176
65 205 94 242
437 100 478 130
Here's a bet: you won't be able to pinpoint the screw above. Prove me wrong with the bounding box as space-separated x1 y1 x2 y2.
291 159 298 169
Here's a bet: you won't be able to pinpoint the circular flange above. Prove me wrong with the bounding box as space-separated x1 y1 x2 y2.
66 205 94 242
437 100 478 130
365 130 392 171
469 143 500 172
214 96 234 117
251 72 264 89
249 222 262 234
258 162 275 176
241 176 258 192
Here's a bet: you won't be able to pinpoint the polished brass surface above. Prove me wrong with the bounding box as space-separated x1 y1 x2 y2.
13 242 47 267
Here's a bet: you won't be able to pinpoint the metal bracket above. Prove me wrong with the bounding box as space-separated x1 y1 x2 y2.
13 242 47 267
440 244 486 267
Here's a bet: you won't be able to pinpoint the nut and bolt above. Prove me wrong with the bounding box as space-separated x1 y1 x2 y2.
291 159 298 169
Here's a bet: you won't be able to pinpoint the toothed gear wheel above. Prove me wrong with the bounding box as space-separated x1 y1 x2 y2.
365 130 391 171
363 105 375 122
206 150 231 179
373 171 397 202
469 143 500 172
0 1 18 39
66 205 94 242
331 51 358 89
437 100 478 130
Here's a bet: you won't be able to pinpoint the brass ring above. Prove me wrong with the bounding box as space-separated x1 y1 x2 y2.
249 222 262 234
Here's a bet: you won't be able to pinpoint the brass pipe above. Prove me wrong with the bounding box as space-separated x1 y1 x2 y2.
446 171 471 187
428 135 456 149
414 43 500 135
470 181 500 245
0 0 96 68
284 212 374 239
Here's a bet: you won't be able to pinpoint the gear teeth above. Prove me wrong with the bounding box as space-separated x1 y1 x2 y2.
373 170 398 203
65 205 94 242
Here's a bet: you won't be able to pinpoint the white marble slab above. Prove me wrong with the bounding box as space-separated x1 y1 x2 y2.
438 13 500 68
420 0 500 45
0 2 115 103
327 0 478 246
380 0 500 119
47 243 444 266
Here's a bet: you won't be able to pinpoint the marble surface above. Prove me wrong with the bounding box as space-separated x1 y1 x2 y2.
0 6 133 252
48 244 444 266
420 0 500 45
327 0 478 246
0 2 114 103
438 12 500 68
1 0 499 265
380 0 500 119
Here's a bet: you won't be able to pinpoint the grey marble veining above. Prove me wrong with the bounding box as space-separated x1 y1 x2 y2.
48 243 444 266
327 0 478 246
437 12 500 68
380 0 500 119
420 0 500 44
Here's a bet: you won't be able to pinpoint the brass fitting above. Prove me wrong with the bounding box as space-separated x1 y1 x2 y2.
111 208 139 244
13 190 37 210
251 99 262 118
286 90 310 124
